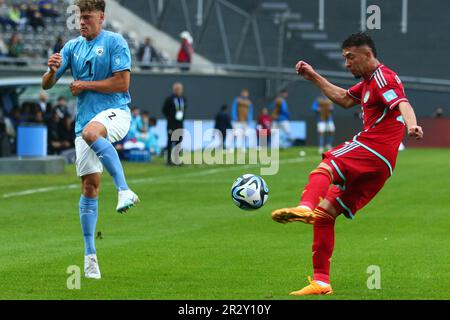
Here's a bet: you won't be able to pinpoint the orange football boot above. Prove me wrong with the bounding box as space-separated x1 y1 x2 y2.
290 276 333 296
271 206 315 224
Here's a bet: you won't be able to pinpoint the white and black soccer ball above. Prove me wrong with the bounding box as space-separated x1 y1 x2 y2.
231 174 269 210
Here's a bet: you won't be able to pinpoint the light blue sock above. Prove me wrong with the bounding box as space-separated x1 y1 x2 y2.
318 134 325 149
327 134 335 147
90 137 129 191
79 195 98 256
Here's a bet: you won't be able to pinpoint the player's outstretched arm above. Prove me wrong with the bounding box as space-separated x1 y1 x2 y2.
42 53 62 90
70 71 130 96
296 60 358 109
398 101 424 140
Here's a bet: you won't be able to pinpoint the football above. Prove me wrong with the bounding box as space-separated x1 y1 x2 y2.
231 174 269 210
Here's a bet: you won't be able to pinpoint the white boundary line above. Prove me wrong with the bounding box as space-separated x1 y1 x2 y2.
1 157 308 199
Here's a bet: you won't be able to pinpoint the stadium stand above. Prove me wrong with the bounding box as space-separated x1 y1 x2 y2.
121 0 450 78
1 0 450 158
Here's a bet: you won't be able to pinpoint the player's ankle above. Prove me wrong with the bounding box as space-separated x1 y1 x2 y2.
315 280 330 287
297 204 312 211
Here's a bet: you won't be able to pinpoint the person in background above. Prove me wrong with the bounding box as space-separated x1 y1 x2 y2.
37 91 52 116
54 96 71 119
128 106 141 139
214 104 232 149
137 37 160 70
137 111 160 156
271 89 292 148
231 89 253 151
27 4 45 31
8 4 21 30
432 106 444 118
0 36 8 57
162 82 187 165
177 31 193 72
257 107 272 148
38 0 59 18
8 33 23 58
316 95 335 154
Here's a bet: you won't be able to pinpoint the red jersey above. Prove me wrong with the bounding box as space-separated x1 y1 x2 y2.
346 64 408 175
258 114 272 136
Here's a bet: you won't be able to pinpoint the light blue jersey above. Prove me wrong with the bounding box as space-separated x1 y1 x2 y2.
56 30 131 136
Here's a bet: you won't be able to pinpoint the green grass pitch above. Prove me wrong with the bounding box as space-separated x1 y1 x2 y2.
0 147 448 300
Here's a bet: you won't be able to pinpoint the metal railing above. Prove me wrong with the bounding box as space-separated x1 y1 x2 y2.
2 56 450 94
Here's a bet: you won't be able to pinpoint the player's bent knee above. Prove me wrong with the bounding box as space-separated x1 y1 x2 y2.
309 163 334 182
82 176 100 198
82 183 99 198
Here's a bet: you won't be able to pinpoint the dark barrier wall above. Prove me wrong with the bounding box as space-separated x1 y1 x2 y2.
404 118 450 148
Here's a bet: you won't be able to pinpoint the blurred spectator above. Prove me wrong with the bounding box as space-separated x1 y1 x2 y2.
257 107 272 148
18 3 28 29
8 4 21 29
271 89 292 148
138 37 161 70
8 33 23 58
0 0 16 30
54 96 70 119
177 31 193 71
137 111 160 155
0 119 11 156
27 4 45 31
33 108 45 124
1 88 18 114
231 89 253 150
9 107 21 130
432 106 444 118
163 82 187 165
38 91 51 114
129 106 141 139
60 115 75 147
316 95 335 153
38 0 59 18
53 36 64 53
0 36 7 57
47 111 72 155
20 102 34 123
0 108 15 156
43 41 53 58
214 104 232 149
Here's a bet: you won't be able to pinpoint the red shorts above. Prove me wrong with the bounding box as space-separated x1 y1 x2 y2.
322 141 391 219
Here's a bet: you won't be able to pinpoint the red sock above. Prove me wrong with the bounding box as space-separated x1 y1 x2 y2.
312 207 335 284
299 168 332 210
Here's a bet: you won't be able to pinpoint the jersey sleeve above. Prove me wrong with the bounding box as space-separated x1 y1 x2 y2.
55 43 71 80
347 82 363 101
111 35 131 73
377 73 409 110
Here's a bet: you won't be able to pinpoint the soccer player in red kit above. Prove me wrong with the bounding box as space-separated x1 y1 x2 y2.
271 33 424 295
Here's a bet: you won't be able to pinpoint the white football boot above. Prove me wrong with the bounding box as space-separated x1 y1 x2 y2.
84 254 101 279
116 189 140 213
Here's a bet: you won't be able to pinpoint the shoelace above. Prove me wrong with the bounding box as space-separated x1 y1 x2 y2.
86 258 98 273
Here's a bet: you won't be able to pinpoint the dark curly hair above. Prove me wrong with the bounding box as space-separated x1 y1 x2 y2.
342 32 377 58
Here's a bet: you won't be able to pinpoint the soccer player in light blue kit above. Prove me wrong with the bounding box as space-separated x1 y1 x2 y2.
41 0 139 279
